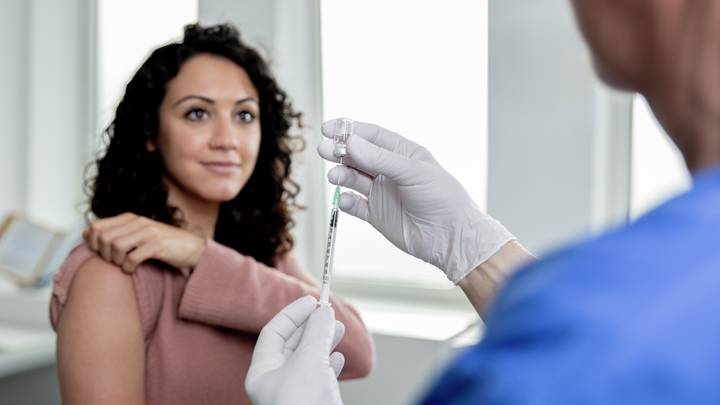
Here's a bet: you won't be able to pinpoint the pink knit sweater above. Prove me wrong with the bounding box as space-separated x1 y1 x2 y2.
50 241 374 404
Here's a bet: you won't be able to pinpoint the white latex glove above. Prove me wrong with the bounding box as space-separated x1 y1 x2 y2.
245 296 345 405
318 119 516 284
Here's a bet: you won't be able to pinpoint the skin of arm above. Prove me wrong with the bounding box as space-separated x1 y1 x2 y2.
55 257 145 405
459 240 537 320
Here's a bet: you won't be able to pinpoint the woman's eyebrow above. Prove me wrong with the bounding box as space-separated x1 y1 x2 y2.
173 95 258 107
173 95 213 107
236 97 259 106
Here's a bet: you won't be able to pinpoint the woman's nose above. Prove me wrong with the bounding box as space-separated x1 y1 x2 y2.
210 116 240 149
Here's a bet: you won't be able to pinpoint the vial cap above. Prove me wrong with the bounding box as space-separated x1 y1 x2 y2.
334 146 349 158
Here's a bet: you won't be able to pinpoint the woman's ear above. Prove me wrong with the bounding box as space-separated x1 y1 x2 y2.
146 139 157 152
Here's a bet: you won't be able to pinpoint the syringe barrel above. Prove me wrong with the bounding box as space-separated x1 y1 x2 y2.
319 206 339 306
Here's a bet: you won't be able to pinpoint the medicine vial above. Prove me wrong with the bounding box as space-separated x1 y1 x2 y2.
333 118 353 158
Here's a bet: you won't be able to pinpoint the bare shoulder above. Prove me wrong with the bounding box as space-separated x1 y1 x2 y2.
57 255 141 339
56 257 145 404
63 257 136 316
75 255 133 282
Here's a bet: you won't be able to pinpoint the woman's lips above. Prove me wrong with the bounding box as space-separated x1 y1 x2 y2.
202 162 240 174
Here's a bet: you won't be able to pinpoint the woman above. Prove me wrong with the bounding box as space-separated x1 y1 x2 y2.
50 24 373 405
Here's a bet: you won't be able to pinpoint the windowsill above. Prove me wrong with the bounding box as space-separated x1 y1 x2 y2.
332 278 477 311
0 279 53 328
338 293 483 344
0 342 56 379
0 280 56 379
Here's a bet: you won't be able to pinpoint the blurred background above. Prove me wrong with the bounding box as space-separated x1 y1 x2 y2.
0 0 691 404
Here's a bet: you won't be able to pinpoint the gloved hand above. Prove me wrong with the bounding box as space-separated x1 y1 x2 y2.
318 119 516 284
245 296 345 405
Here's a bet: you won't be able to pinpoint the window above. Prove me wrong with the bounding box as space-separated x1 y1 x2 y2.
320 0 489 289
630 95 691 220
97 0 198 136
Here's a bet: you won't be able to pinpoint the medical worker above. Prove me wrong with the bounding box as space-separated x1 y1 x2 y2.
245 0 720 404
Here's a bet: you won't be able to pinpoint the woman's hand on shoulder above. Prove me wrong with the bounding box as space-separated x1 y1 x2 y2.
83 212 206 273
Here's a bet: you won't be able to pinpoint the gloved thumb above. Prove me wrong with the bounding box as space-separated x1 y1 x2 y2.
296 305 337 354
347 135 416 185
247 295 318 388
329 352 345 378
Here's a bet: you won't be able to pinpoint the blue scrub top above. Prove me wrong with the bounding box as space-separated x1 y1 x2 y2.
422 164 720 405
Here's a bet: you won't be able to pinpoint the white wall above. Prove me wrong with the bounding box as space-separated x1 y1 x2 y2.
0 0 94 228
199 0 634 271
630 95 692 220
0 2 92 400
487 0 632 255
97 0 198 137
0 0 30 219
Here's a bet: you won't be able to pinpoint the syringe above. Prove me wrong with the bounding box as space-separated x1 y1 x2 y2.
319 186 341 306
319 118 353 306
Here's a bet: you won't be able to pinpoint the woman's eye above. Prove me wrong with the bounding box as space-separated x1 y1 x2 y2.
186 109 208 121
238 111 255 123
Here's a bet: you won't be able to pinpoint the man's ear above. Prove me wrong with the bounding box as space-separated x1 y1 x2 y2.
146 139 157 152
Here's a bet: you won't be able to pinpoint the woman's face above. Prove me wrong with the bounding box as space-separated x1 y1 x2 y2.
154 54 261 205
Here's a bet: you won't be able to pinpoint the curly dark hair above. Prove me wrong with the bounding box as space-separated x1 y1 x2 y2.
87 23 303 267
